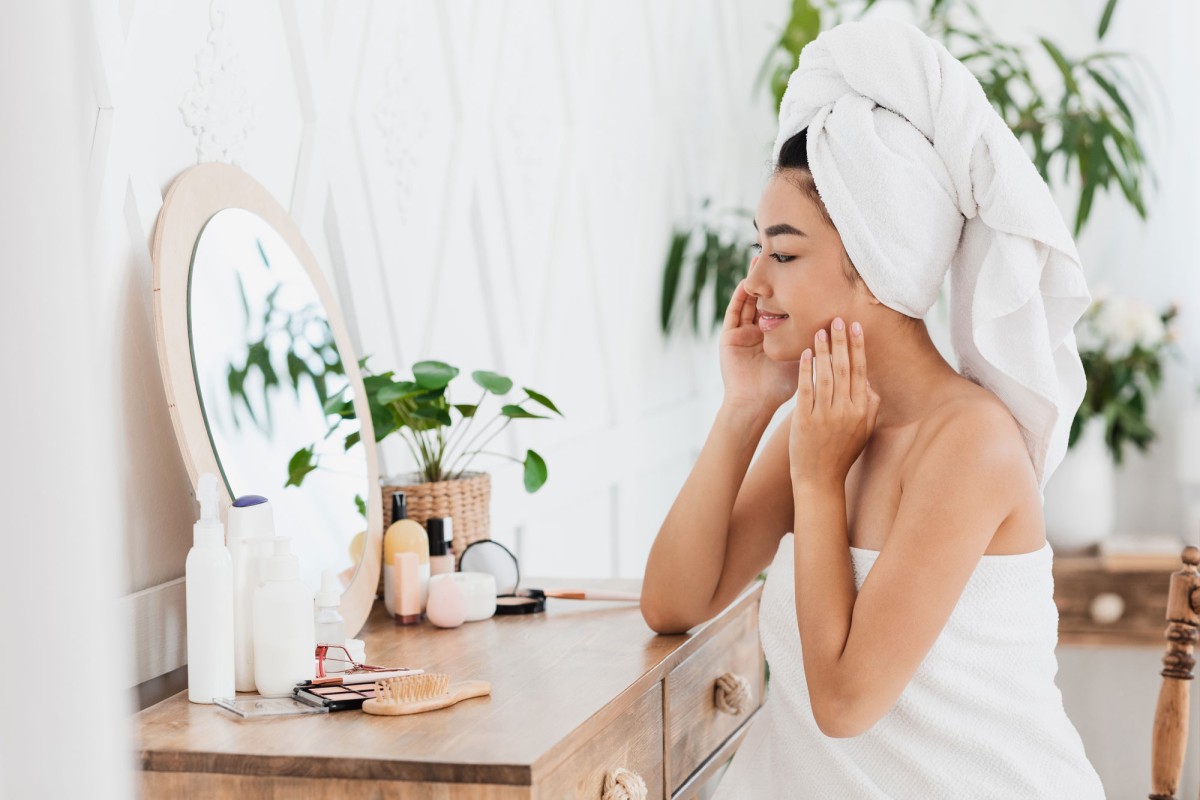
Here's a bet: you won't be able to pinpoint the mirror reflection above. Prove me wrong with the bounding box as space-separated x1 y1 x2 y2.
188 207 367 590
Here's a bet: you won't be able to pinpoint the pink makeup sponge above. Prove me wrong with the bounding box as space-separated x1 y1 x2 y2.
425 573 467 628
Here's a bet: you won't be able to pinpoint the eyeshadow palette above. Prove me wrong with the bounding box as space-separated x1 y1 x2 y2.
294 682 380 712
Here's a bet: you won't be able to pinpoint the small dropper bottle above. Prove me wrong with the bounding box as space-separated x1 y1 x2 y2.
314 569 346 647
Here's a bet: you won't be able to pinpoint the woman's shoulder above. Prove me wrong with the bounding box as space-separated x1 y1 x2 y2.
907 378 1035 486
907 379 1044 552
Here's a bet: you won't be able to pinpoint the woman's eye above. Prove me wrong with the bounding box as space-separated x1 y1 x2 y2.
750 243 793 263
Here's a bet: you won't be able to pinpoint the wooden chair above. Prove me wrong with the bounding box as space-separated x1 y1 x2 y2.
1150 544 1200 800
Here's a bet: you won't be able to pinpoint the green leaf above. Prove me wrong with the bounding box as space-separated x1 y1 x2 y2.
323 388 352 417
344 430 361 451
501 404 549 420
354 494 366 518
256 237 271 269
286 351 306 397
1097 0 1118 40
285 446 318 488
1085 65 1134 130
472 370 513 394
453 403 479 418
413 360 458 390
1038 37 1079 96
377 380 421 404
660 229 689 334
523 449 548 493
523 387 563 416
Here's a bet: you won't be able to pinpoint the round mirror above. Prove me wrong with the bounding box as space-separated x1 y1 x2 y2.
189 207 366 589
152 163 381 636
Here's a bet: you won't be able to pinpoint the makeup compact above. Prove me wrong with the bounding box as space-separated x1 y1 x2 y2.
294 683 380 712
458 540 540 615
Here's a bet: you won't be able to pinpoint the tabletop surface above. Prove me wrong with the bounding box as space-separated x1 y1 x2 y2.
133 574 764 785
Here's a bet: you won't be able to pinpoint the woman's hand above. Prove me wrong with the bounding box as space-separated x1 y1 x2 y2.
789 317 880 487
719 262 800 417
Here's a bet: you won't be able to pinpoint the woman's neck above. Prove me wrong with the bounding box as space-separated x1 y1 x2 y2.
863 320 962 431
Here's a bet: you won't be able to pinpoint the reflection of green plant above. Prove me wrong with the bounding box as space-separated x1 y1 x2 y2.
664 0 1155 336
225 262 344 435
287 359 563 495
1071 295 1181 464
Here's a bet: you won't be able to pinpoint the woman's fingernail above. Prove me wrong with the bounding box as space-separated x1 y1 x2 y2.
833 317 844 332
852 321 862 336
817 329 827 342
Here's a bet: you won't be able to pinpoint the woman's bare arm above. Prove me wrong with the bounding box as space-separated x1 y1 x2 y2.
641 403 793 634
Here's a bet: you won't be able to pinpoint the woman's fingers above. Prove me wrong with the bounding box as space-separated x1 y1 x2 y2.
849 319 867 407
797 347 813 415
723 280 748 331
830 317 852 406
813 326 832 410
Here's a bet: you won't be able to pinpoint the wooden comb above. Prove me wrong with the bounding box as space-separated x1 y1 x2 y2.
361 672 491 716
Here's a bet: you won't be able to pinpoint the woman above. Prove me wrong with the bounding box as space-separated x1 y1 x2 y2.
640 19 1106 799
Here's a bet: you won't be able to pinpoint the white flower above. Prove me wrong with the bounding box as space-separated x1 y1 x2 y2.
1089 295 1166 356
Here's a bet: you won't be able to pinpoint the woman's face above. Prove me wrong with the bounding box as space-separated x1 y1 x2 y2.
744 171 871 361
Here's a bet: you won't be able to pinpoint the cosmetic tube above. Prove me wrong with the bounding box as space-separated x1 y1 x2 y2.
395 551 422 625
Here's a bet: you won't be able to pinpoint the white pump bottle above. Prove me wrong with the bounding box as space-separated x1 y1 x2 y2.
252 536 316 696
185 473 235 703
227 495 274 692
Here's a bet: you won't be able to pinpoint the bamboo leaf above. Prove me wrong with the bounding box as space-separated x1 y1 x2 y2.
661 229 689 334
1039 37 1079 95
1097 0 1118 40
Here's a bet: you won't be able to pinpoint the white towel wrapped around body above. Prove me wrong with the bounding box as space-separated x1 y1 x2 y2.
711 534 1107 798
771 19 1091 496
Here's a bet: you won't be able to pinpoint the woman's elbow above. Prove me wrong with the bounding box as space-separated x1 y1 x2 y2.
639 601 695 635
810 689 876 739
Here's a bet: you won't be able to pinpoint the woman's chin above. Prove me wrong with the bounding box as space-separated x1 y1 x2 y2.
762 333 803 362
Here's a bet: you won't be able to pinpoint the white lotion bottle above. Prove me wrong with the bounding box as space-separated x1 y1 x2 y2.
314 568 346 647
227 494 275 692
252 536 316 697
185 473 235 704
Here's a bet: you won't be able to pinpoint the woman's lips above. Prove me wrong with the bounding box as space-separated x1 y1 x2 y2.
758 313 789 333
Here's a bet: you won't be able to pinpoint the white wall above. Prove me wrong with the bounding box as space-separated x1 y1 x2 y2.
91 0 780 683
0 2 134 797
36 0 1200 797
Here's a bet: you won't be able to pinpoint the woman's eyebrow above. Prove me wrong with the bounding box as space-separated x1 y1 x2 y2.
752 219 808 238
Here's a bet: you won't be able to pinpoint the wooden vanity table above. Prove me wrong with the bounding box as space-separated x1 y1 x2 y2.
135 576 766 799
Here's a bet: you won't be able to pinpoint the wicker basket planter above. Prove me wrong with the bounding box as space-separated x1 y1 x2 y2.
375 470 491 596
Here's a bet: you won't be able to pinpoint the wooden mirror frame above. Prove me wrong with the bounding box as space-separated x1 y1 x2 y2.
151 162 380 637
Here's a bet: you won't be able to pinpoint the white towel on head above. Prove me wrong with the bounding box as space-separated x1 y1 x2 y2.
772 19 1091 497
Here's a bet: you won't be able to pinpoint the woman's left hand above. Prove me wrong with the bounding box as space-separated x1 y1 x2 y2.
789 317 881 488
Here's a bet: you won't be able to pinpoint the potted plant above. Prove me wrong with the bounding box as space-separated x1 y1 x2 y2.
288 358 563 560
1043 290 1181 550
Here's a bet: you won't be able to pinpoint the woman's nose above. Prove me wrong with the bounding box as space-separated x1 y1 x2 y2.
743 254 766 297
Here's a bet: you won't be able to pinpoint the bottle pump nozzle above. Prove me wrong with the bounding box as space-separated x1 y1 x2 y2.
193 472 224 547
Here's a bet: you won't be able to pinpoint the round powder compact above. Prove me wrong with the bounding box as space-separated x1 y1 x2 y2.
493 594 546 615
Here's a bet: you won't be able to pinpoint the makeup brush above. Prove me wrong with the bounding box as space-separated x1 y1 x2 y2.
518 587 640 601
361 672 491 716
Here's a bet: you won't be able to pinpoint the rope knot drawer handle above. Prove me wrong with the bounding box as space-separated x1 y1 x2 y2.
714 671 752 715
602 767 647 800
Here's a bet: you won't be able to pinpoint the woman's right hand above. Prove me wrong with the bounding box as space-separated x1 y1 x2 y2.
719 264 800 417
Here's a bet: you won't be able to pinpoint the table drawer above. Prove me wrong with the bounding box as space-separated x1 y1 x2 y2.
537 680 664 800
665 598 763 792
